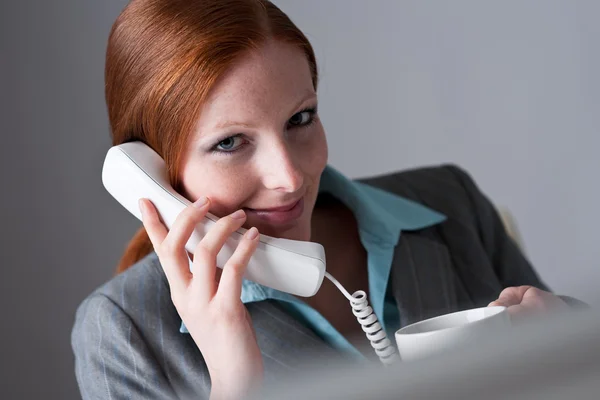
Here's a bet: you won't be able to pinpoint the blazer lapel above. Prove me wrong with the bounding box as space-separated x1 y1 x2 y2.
389 230 464 328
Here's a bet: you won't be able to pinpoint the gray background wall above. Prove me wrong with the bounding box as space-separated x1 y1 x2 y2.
1 1 598 398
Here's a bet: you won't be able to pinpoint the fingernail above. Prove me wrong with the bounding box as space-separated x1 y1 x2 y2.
138 199 146 214
193 196 208 208
245 227 258 240
231 209 246 219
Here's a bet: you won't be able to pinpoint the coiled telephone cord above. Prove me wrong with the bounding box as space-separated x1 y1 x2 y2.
324 272 399 365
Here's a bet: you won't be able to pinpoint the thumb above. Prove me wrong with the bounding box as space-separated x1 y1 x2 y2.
488 286 531 307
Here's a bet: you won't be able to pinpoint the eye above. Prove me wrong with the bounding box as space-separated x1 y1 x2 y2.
288 109 315 127
215 135 244 152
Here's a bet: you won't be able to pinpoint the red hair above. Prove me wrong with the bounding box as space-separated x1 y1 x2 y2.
106 0 318 273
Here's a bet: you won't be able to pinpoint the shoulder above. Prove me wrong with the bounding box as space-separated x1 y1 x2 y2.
73 250 167 314
357 163 487 225
70 253 204 398
357 163 477 200
71 251 176 344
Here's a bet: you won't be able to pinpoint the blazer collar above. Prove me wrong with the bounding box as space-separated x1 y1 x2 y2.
319 165 446 245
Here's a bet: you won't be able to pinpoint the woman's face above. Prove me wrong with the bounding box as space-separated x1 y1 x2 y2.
180 40 328 241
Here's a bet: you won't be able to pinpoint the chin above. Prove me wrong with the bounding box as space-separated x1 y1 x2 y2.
286 224 312 242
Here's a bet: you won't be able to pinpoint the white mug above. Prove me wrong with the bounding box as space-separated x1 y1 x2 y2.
395 306 511 361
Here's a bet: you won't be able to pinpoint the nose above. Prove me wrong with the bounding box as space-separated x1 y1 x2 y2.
260 141 304 193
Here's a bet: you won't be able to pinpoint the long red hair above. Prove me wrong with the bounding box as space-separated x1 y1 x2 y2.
106 0 318 274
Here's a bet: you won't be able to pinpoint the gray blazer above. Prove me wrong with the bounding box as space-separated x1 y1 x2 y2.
71 165 579 399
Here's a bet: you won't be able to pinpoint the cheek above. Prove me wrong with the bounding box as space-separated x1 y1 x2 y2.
181 165 255 218
304 124 328 174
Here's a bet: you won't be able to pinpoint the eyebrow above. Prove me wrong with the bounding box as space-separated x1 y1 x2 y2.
214 120 254 130
213 92 318 131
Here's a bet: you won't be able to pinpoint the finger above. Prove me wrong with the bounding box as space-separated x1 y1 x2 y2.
195 209 247 262
161 196 211 255
491 286 530 308
189 246 218 302
140 197 207 294
189 209 248 296
217 227 260 303
488 296 517 308
139 198 168 248
521 287 570 313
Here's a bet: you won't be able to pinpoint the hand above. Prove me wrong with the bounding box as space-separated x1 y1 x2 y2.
488 285 570 323
139 196 263 400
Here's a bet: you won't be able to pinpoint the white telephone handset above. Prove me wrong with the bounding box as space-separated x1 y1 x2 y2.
102 141 326 297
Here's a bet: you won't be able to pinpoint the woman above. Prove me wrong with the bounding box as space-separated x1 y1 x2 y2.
71 0 580 399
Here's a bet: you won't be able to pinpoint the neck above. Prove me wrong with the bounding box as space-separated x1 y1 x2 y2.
310 193 357 256
302 192 370 344
309 192 368 293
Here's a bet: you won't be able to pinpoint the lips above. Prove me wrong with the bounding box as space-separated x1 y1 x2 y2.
244 197 304 224
249 200 300 212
